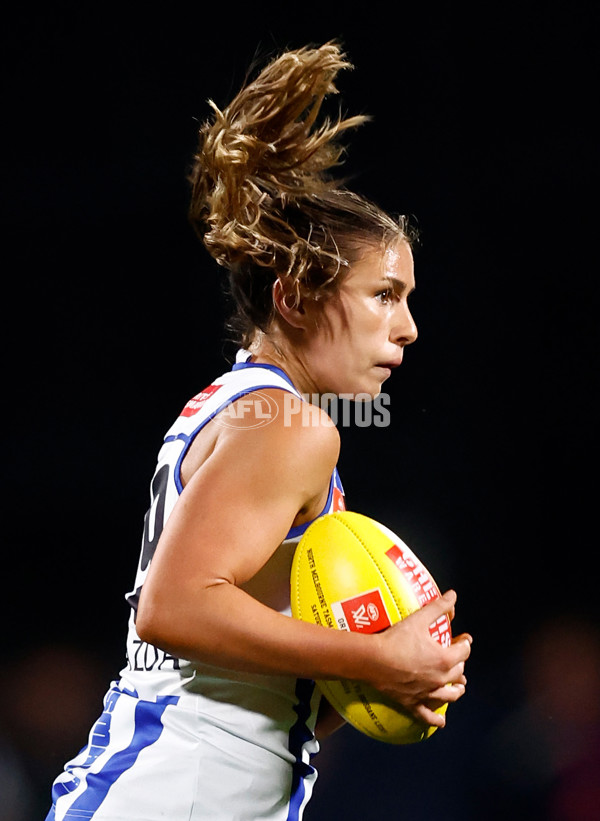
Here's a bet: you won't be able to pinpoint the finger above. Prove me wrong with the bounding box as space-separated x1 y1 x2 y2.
438 589 457 611
428 682 466 703
412 703 447 728
445 659 467 684
440 637 471 671
449 671 467 687
452 632 474 647
415 590 457 623
450 636 473 663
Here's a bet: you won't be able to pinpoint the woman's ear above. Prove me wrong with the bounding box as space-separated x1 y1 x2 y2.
272 278 308 329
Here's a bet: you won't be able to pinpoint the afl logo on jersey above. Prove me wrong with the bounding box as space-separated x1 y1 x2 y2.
214 391 280 429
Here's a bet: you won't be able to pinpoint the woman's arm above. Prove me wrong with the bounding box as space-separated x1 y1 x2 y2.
137 392 471 727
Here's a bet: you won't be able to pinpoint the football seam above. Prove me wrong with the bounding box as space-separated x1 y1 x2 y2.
330 513 414 618
291 542 306 620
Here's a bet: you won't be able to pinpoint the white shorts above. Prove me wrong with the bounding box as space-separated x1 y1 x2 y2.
45 680 320 821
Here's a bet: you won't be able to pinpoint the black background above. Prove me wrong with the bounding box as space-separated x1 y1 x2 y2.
1 2 598 819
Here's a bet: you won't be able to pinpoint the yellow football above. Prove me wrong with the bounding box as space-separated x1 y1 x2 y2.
290 510 452 744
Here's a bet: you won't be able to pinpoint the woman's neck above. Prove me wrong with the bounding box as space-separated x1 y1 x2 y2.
248 332 319 398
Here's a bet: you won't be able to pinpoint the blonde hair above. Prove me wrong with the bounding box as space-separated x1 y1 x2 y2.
188 41 414 346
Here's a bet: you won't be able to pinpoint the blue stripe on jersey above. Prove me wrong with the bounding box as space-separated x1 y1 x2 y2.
170 384 300 495
48 691 178 819
231 360 298 391
286 678 317 821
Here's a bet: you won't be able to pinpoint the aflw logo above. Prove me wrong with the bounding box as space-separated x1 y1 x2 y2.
351 602 380 628
331 589 391 634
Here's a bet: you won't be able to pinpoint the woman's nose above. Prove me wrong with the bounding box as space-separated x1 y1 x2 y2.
393 303 418 346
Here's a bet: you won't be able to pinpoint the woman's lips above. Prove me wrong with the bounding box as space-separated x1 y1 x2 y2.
376 359 402 372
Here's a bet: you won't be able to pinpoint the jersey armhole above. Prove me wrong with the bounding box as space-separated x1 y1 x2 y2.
285 468 344 541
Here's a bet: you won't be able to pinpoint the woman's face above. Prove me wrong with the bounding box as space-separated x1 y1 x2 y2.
299 240 418 398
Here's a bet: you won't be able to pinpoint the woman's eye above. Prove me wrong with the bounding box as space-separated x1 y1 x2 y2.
375 289 393 303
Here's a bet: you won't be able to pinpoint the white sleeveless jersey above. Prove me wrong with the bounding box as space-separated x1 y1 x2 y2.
46 353 345 821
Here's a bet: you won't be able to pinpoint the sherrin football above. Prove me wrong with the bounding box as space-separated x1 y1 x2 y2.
290 510 452 744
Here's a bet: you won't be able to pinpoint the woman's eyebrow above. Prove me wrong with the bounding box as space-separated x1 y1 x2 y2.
383 275 415 296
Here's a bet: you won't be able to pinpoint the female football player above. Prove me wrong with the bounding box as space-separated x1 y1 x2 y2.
45 41 472 820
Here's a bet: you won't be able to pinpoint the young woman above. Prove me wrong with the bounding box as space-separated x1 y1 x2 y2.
45 42 472 821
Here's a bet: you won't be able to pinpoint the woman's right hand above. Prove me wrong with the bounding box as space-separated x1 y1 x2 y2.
366 590 473 727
